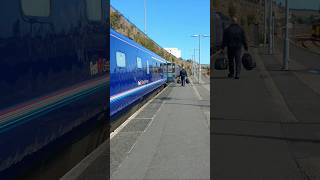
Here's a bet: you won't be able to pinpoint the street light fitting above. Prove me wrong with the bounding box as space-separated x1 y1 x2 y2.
191 34 209 84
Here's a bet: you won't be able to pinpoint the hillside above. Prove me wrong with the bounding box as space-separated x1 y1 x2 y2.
110 6 193 72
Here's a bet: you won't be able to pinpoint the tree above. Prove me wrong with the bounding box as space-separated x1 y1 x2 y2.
110 11 121 29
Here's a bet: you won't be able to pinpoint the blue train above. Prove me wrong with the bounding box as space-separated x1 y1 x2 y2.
110 29 172 117
0 0 108 179
166 62 181 82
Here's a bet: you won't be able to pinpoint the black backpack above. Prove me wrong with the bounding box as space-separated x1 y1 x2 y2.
242 53 256 70
214 52 228 70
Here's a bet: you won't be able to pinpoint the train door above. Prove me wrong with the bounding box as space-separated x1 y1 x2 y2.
160 62 166 80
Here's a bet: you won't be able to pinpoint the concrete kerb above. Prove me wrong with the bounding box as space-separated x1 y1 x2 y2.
252 48 298 123
59 141 108 180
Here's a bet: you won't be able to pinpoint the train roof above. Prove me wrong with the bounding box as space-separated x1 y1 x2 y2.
110 28 169 64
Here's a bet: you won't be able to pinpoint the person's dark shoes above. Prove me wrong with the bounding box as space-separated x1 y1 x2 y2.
235 76 240 79
228 73 234 78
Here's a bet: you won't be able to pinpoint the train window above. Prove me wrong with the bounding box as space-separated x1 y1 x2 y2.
116 51 126 68
21 0 50 17
161 63 167 73
147 60 149 74
86 0 102 21
136 57 142 69
168 64 173 72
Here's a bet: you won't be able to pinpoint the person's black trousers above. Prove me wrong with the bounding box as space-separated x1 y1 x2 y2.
227 48 242 77
181 76 186 86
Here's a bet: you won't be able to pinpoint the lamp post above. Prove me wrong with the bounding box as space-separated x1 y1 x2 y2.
191 48 199 79
193 48 197 79
191 55 193 76
269 0 273 54
264 0 267 46
283 0 289 70
191 34 209 84
144 0 147 34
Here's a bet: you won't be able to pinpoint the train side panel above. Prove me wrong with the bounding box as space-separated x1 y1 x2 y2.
0 0 108 179
110 29 167 117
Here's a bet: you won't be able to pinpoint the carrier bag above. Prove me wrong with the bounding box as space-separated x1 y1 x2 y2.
242 52 256 70
186 78 190 84
177 78 181 84
214 52 228 70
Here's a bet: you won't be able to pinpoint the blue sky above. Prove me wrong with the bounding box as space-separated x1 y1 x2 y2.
110 0 210 64
276 0 320 10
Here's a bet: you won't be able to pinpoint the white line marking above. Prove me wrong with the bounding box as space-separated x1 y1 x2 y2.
203 85 210 92
128 141 137 154
253 49 298 123
110 85 169 139
190 78 202 100
144 101 165 133
200 75 210 92
133 118 153 120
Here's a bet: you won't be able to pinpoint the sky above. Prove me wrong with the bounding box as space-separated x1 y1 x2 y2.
110 0 210 64
276 0 320 10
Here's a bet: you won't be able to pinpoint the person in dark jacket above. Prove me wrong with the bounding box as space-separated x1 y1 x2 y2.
179 66 188 87
221 17 248 79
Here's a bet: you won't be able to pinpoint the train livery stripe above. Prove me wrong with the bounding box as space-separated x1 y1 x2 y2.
0 77 107 131
110 78 166 103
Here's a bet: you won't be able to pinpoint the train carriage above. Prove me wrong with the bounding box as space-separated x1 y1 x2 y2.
110 29 168 117
0 0 108 179
166 62 177 82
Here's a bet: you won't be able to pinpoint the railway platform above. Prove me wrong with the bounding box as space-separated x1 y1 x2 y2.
212 46 320 180
61 75 210 180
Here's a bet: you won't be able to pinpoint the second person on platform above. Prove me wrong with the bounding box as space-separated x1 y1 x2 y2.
179 66 188 87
